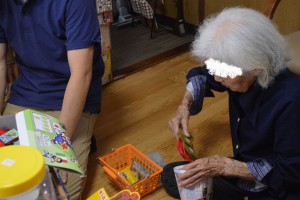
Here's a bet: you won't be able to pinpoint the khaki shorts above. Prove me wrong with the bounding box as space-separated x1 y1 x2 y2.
3 103 99 200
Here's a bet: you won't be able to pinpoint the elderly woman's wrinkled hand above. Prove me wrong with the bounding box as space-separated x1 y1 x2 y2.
168 103 190 140
177 155 230 188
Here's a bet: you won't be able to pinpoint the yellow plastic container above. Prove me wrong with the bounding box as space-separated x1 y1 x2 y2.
0 146 56 200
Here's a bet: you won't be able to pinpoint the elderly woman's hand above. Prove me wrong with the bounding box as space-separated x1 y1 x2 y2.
168 91 193 140
177 155 255 188
177 155 228 187
168 103 190 140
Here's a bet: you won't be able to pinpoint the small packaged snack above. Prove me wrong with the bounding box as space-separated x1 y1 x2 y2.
0 129 18 147
177 129 197 162
121 166 139 184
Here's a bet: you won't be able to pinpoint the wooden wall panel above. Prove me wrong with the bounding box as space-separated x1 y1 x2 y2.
204 0 300 35
183 0 200 25
204 0 268 17
158 0 177 19
272 0 300 34
157 0 201 24
159 0 300 35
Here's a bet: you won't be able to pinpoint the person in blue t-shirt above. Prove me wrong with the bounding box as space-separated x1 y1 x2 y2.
168 7 300 199
0 0 104 199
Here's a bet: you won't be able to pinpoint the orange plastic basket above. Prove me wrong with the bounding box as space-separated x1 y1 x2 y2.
97 144 163 197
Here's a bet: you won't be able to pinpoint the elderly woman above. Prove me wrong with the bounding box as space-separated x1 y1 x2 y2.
168 7 300 199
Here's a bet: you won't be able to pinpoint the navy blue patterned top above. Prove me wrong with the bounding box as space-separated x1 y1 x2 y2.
187 66 300 199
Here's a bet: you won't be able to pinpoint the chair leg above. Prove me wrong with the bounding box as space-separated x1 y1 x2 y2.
150 0 158 39
150 18 159 39
128 0 136 27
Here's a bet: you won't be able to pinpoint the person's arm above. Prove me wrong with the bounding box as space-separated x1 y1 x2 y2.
0 43 7 115
177 155 256 188
59 46 93 138
168 67 208 139
179 99 300 196
168 66 226 139
168 90 193 139
57 0 99 184
57 46 94 184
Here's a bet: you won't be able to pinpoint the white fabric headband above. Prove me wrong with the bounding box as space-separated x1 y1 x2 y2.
204 58 243 78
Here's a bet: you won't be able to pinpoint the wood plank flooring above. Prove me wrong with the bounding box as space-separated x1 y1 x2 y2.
82 52 233 199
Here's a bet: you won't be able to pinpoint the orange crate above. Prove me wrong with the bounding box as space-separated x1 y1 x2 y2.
97 144 163 197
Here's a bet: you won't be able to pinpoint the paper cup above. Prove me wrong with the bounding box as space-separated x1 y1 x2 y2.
173 165 213 200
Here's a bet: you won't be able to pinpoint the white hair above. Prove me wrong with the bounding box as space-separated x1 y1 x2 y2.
191 7 291 88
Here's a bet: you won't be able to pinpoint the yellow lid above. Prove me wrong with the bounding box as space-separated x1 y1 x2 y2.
0 146 46 198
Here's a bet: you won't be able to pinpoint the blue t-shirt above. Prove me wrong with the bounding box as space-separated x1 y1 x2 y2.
0 0 104 113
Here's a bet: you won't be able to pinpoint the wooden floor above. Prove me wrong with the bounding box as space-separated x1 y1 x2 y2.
82 52 233 199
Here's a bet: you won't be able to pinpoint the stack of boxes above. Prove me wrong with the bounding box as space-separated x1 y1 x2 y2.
96 0 113 85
